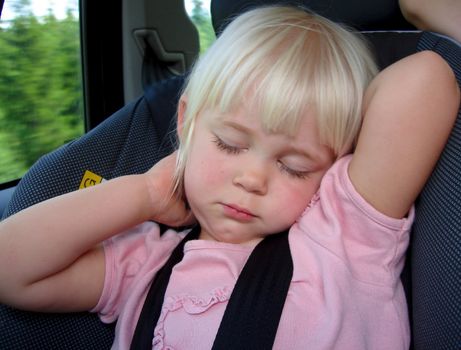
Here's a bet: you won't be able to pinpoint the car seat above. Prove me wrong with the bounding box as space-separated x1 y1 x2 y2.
1 0 460 349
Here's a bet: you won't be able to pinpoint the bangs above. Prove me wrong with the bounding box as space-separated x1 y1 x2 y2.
220 24 319 136
185 15 322 137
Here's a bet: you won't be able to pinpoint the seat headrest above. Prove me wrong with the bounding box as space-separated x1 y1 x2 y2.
211 0 414 35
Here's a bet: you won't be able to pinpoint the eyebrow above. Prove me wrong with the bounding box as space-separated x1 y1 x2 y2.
219 120 253 135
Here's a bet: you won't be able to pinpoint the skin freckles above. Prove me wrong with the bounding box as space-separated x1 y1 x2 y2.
182 104 335 245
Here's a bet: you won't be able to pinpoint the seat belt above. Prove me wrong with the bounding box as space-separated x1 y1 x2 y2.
212 228 293 350
130 225 293 350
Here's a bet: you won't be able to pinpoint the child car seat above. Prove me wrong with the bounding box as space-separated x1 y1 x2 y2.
1 0 460 349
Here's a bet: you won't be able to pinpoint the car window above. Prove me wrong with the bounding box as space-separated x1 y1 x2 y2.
0 0 213 186
0 0 83 184
186 0 215 53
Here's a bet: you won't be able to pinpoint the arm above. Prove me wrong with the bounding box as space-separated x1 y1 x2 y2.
0 152 191 312
399 0 461 43
349 51 459 219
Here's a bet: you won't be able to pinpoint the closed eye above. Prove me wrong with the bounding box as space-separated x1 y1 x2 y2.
277 161 310 180
212 136 242 155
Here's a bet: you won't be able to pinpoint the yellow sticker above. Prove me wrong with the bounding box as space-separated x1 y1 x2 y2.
79 170 104 189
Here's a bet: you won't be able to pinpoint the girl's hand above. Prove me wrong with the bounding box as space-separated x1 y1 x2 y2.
145 151 195 227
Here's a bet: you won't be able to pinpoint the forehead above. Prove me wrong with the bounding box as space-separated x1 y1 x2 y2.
215 98 315 136
209 90 315 136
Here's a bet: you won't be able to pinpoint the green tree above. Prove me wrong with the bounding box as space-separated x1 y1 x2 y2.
190 0 215 53
0 3 83 182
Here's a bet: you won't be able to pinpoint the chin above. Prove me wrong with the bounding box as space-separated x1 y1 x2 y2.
202 224 258 244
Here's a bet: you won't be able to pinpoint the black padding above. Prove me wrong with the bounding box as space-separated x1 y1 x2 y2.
211 0 414 35
0 77 184 349
144 76 184 149
364 31 422 70
410 32 461 350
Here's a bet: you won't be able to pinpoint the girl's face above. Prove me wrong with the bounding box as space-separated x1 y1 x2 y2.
181 102 335 245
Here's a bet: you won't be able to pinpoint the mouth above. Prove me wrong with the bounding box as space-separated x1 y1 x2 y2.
221 203 257 222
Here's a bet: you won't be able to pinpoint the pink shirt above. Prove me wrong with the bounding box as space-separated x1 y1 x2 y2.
93 155 413 349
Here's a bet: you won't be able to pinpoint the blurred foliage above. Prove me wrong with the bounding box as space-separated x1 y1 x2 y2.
190 0 215 53
0 0 84 183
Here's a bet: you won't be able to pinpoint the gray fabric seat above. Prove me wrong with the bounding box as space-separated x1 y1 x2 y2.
410 32 461 349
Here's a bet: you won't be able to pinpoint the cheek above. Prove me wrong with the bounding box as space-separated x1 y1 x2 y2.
281 188 313 214
271 179 321 221
183 145 227 194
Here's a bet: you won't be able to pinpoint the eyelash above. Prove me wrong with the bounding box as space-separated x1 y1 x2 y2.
212 136 243 155
277 162 310 180
212 136 310 180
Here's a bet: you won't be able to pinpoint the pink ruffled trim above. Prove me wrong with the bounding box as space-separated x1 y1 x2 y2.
300 192 320 217
152 286 232 349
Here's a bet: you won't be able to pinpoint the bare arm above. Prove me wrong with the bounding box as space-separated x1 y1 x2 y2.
399 0 461 43
0 152 192 312
349 51 459 218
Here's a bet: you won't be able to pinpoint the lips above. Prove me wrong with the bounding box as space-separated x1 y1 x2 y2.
222 203 256 222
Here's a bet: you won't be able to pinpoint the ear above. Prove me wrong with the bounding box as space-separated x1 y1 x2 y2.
177 94 188 140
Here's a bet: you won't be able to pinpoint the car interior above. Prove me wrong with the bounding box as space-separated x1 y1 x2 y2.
0 0 460 349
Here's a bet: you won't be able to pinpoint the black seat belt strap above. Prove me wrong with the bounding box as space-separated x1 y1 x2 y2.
130 227 293 350
130 225 200 350
212 231 293 350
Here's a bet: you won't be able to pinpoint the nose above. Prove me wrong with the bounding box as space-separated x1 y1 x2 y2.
232 163 268 195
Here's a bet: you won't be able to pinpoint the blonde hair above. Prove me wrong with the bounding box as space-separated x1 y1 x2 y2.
173 5 377 197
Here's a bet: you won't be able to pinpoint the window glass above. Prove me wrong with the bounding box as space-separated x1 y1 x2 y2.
185 0 215 53
0 0 83 183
